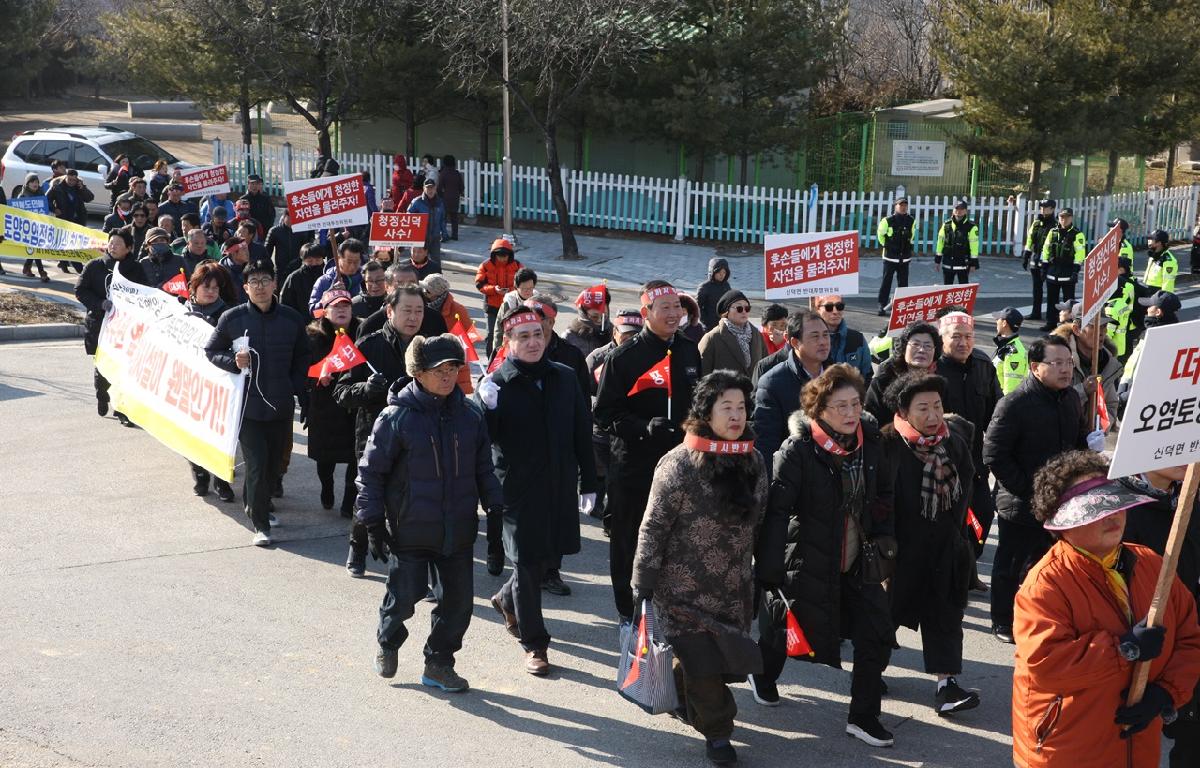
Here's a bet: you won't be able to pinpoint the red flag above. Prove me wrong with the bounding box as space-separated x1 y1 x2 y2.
308 330 367 379
621 612 650 690
593 362 604 384
450 317 480 362
627 353 671 396
162 272 188 298
1096 390 1111 432
454 314 483 344
966 508 984 545
486 344 508 374
785 604 815 658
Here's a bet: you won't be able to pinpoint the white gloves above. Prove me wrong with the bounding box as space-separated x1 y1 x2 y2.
1086 429 1106 452
579 493 597 516
478 375 499 410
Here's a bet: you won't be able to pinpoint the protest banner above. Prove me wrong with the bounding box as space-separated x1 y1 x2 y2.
0 203 106 263
764 230 859 299
886 283 980 335
8 195 50 215
368 212 428 249
1107 317 1200 717
1081 224 1122 328
179 165 231 199
284 173 369 232
95 270 246 482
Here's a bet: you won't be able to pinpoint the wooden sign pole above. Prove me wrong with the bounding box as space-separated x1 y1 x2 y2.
1089 315 1101 426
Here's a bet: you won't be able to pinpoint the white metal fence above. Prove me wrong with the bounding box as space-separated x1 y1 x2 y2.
214 140 1199 254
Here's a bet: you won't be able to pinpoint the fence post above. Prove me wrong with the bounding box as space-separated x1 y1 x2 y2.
212 138 221 165
465 159 478 217
1013 193 1026 257
673 176 689 241
806 184 820 233
281 143 294 186
1098 193 1112 243
1186 184 1199 237
1146 186 1160 234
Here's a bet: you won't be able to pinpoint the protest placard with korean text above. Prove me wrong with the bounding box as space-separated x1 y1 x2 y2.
179 165 231 199
1081 224 1122 327
764 231 859 299
368 212 428 249
886 283 980 336
0 203 106 263
284 173 369 232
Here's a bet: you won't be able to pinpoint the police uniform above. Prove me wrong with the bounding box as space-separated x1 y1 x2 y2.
992 334 1028 395
1040 219 1086 326
1022 209 1056 320
935 212 980 285
1105 275 1136 357
1145 248 1179 293
876 207 915 309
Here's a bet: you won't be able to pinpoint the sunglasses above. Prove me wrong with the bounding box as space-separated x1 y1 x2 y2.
730 304 751 313
821 302 845 311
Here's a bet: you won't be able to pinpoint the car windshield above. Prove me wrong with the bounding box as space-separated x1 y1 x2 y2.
99 136 180 170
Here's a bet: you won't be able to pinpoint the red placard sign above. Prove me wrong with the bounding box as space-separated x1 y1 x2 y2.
368 212 428 249
887 283 980 335
179 165 230 199
763 230 859 299
1081 224 1122 327
283 172 369 232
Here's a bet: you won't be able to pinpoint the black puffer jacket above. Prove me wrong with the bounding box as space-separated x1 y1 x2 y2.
695 257 731 331
280 263 323 317
75 254 149 354
356 380 503 555
333 321 413 459
936 349 1001 474
306 318 361 463
760 413 893 668
205 299 309 422
546 331 591 410
139 247 186 290
982 374 1088 526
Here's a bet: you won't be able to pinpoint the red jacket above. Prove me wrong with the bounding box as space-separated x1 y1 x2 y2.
475 256 523 309
1013 541 1200 768
389 155 414 206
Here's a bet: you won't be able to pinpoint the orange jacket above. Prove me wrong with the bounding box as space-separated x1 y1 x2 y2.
475 256 523 309
438 292 478 394
1013 541 1200 768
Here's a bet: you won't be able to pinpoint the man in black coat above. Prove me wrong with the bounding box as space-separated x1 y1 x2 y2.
594 280 701 621
157 183 199 230
205 260 309 547
751 310 831 475
264 212 306 278
357 335 503 692
241 174 276 229
357 263 448 340
476 305 598 676
279 242 326 317
49 169 95 274
74 229 149 421
982 334 1103 643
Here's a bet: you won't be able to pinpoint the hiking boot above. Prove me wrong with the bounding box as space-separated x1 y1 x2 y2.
375 646 398 678
346 547 366 578
214 480 235 503
491 595 519 638
846 714 893 747
935 677 980 715
421 662 469 693
747 673 780 706
486 552 504 576
705 739 737 765
193 480 210 497
525 649 550 676
542 570 571 596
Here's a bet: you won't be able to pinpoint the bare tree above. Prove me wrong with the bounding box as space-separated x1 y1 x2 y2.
427 0 678 259
825 0 945 110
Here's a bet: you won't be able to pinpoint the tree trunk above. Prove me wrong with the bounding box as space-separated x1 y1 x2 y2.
1166 144 1177 188
479 107 490 163
316 122 333 159
739 152 750 187
405 97 417 158
1029 157 1042 200
544 123 580 260
238 81 252 153
1104 149 1119 195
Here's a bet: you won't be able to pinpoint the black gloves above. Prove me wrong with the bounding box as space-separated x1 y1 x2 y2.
647 416 680 441
1115 683 1175 737
1021 250 1031 271
1121 618 1165 661
367 372 388 394
367 522 393 563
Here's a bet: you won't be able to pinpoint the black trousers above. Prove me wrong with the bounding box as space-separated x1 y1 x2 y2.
447 207 460 239
1167 704 1200 767
1028 266 1044 319
758 573 892 717
968 474 996 558
484 305 499 358
915 600 965 675
498 558 551 651
94 368 111 407
238 418 291 532
608 469 654 619
1044 279 1076 324
317 460 357 509
377 548 473 667
592 438 611 530
189 462 232 495
673 657 736 741
877 260 909 307
942 267 970 285
989 517 1052 628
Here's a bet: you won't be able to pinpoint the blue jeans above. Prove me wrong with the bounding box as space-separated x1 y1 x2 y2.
377 548 473 667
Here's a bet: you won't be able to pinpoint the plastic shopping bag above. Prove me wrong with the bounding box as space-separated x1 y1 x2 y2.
617 599 678 715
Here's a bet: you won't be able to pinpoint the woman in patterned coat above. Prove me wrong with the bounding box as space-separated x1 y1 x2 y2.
632 370 782 766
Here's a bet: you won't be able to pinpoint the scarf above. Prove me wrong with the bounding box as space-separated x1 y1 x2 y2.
512 356 551 381
428 292 449 312
1072 545 1132 623
684 432 754 455
722 318 753 366
892 414 961 521
811 418 862 456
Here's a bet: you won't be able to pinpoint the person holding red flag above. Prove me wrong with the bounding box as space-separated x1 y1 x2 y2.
305 289 363 517
595 280 701 623
632 370 780 766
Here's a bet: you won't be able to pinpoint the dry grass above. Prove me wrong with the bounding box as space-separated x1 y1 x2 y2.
0 290 83 326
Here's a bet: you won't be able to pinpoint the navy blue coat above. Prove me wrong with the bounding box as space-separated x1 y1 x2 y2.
752 350 821 476
205 299 309 422
355 381 503 556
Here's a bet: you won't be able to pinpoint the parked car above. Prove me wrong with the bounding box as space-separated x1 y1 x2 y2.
1 126 194 215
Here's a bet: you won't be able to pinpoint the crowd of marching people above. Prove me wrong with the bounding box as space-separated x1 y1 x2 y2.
34 157 1200 768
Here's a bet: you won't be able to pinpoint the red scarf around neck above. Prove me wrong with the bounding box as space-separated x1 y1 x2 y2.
684 432 754 455
891 414 948 447
809 419 862 457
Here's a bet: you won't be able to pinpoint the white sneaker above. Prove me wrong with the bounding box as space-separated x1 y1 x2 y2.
268 513 279 527
252 531 272 547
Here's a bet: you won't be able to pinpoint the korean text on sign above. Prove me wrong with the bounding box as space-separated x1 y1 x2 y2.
284 173 369 233
763 230 860 300
180 165 231 199
368 212 428 249
1080 225 1121 327
886 284 979 335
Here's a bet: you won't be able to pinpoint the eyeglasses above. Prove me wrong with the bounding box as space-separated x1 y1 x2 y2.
246 278 273 288
906 340 935 352
730 304 750 313
823 401 863 415
1036 359 1073 369
820 302 845 312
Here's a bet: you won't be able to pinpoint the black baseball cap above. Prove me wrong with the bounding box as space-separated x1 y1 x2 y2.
1138 290 1182 314
247 173 263 182
1039 198 1056 208
1059 207 1074 217
953 200 968 210
990 306 1024 329
1151 229 1170 244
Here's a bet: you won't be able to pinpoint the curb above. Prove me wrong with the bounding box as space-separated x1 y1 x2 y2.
0 323 85 342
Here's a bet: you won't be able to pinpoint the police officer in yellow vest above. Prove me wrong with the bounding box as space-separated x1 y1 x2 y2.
990 307 1028 395
876 196 916 315
1105 255 1136 358
1144 228 1178 292
935 200 979 285
1118 290 1181 419
1039 207 1086 331
1110 217 1135 261
1021 199 1057 322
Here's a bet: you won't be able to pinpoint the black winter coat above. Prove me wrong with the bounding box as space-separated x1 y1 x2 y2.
75 254 149 354
139 249 186 290
357 304 447 340
696 257 730 331
306 318 361 463
242 191 276 231
333 321 413 459
205 299 309 422
982 375 1087 526
280 263 322 317
47 180 93 225
351 292 385 320
936 349 1001 475
356 381 503 555
480 358 598 563
762 413 894 668
264 224 304 277
546 331 592 410
158 200 199 229
751 345 790 386
751 350 822 475
564 313 612 360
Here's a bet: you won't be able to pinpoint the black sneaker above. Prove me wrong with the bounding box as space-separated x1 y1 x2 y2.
747 673 780 707
992 625 1015 644
193 482 209 497
877 306 887 317
846 714 894 747
375 646 398 678
935 677 980 715
542 571 571 596
346 548 366 578
320 483 334 510
705 739 737 765
215 480 235 503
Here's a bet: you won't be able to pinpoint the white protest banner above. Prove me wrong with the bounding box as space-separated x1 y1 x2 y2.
763 230 859 300
1081 224 1122 327
1109 319 1200 478
0 203 107 263
284 172 369 233
179 164 231 199
886 283 980 336
95 270 246 481
369 212 428 249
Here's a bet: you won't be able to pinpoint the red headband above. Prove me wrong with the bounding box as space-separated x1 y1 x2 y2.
503 311 542 333
640 285 677 306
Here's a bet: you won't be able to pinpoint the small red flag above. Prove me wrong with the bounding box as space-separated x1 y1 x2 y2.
627 353 671 396
486 344 508 374
308 330 367 379
621 612 650 690
784 603 815 657
162 271 188 298
450 317 480 362
1096 387 1111 432
966 508 984 545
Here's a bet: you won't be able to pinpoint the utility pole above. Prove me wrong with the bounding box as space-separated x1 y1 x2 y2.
501 0 515 242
